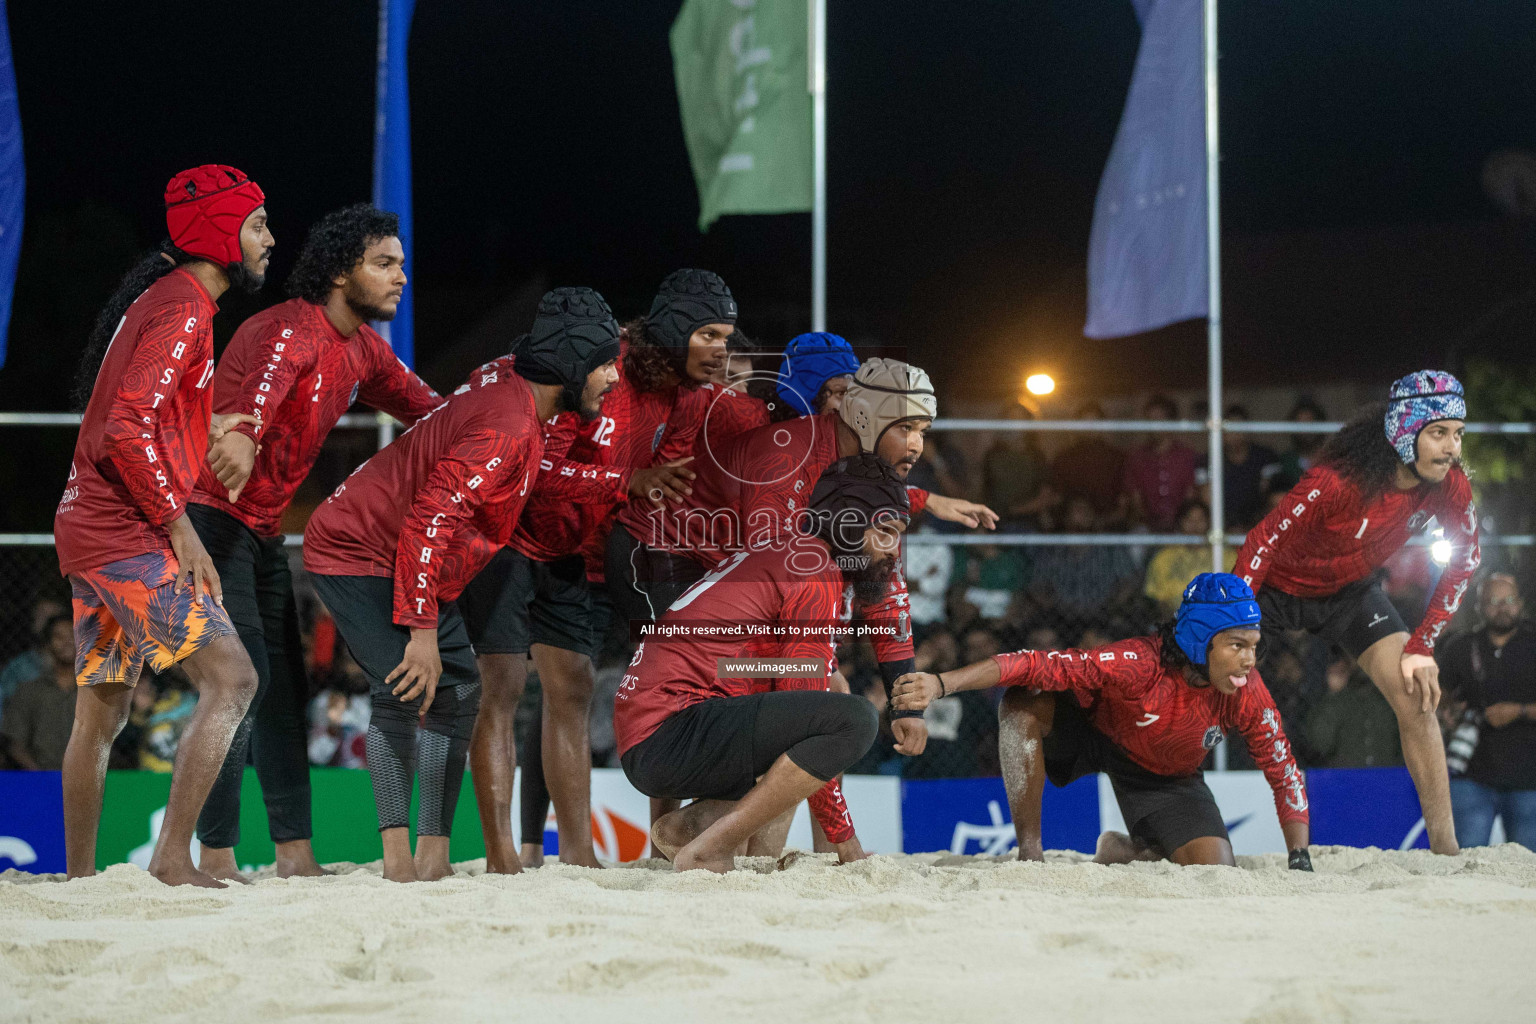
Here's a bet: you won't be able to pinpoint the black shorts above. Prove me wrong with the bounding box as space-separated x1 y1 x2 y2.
1257 571 1407 659
310 574 479 699
457 549 602 658
1044 694 1227 854
621 691 875 801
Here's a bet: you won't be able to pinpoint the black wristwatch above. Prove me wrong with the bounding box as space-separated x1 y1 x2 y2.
1288 848 1313 872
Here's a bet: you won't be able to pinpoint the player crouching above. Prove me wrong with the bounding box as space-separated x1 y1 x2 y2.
613 454 910 872
894 573 1313 869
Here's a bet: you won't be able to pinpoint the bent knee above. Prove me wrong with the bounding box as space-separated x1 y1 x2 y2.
999 688 1053 727
844 693 880 752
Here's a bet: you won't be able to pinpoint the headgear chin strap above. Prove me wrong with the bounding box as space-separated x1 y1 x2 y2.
164 165 265 266
1385 370 1466 465
778 332 861 417
1173 573 1262 666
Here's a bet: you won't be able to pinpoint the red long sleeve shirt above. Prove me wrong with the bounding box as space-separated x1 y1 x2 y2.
302 365 543 628
189 297 442 536
56 269 218 575
619 412 928 665
994 636 1309 827
613 545 856 843
1233 464 1480 655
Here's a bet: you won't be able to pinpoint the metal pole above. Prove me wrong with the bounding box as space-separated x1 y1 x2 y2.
1203 0 1223 577
1204 0 1228 772
809 0 827 332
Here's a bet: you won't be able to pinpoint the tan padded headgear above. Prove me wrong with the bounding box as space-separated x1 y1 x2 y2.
838 357 938 453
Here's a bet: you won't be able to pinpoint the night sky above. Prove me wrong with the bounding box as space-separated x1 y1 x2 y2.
2 0 1533 414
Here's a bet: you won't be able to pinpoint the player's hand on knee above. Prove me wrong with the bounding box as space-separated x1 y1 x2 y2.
891 672 940 713
1399 653 1440 713
168 514 222 607
388 628 442 711
891 716 928 755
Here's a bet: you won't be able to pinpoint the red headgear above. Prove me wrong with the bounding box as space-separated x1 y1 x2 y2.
164 165 266 266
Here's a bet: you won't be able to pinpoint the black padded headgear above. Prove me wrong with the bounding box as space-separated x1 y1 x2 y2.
805 452 910 559
645 269 737 353
514 287 621 409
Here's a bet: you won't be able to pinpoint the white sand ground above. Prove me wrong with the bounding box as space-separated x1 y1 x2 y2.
3 846 1534 1024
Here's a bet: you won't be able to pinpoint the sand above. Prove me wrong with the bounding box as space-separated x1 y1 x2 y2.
3 846 1534 1024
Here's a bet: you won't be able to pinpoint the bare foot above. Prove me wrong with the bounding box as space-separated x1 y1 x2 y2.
1430 838 1461 856
518 844 544 869
415 861 453 882
674 844 735 874
1015 838 1045 863
485 849 525 875
381 860 419 883
274 840 330 878
559 849 605 869
198 845 251 884
148 857 228 888
653 800 734 862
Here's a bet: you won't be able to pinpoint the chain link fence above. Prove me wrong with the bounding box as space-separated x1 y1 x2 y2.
4 409 1534 780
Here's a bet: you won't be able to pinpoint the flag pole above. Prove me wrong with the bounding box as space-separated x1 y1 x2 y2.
809 0 827 332
1204 0 1227 772
1204 0 1222 577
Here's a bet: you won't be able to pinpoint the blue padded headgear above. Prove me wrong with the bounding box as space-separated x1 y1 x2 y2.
777 332 861 417
1174 573 1262 666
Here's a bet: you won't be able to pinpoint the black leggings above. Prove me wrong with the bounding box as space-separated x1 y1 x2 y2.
622 691 878 803
312 575 482 836
190 504 313 849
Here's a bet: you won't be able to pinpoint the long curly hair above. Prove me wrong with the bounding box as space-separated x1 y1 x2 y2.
285 204 400 304
1317 401 1402 499
621 319 694 394
1156 619 1214 682
73 242 197 410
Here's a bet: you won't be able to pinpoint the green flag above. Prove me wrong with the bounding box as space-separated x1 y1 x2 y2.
671 0 812 231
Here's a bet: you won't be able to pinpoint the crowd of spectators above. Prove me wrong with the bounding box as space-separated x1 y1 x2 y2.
1 389 1530 850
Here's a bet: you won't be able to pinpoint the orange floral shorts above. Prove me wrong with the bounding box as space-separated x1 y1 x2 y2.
69 550 238 687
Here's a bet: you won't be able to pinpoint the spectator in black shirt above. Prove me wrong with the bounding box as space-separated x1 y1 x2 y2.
1217 405 1279 530
1439 574 1536 850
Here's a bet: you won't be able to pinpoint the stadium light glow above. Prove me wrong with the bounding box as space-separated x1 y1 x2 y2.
1430 538 1453 565
1025 373 1055 396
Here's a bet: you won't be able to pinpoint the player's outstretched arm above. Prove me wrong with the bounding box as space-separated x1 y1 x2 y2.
891 657 1002 712
923 493 999 530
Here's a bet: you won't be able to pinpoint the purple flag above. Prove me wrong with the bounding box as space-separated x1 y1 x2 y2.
1084 0 1206 339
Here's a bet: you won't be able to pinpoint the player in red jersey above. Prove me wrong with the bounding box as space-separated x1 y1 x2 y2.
457 294 693 873
1234 371 1479 854
303 287 619 882
188 204 441 881
616 454 910 872
618 357 999 754
56 166 272 887
894 574 1313 869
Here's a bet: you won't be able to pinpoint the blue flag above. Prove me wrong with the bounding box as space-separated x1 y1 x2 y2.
1084 0 1206 340
0 1 23 369
372 0 415 368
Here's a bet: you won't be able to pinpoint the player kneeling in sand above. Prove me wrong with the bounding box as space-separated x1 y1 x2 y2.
614 454 909 872
894 573 1313 869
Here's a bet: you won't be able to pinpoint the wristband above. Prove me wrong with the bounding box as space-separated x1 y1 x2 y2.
1288 848 1313 872
935 673 947 698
